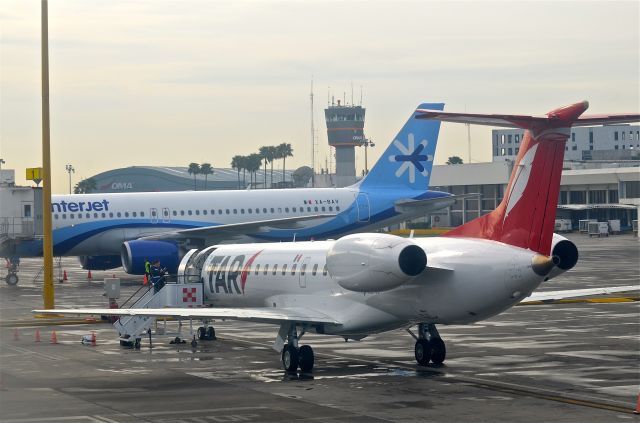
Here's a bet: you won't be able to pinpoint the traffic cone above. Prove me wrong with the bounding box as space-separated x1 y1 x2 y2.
634 392 640 414
63 270 68 282
34 329 41 342
13 328 19 341
50 330 58 344
91 331 97 346
87 270 92 280
143 274 148 285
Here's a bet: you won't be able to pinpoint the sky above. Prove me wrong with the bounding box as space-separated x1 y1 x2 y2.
1 0 639 194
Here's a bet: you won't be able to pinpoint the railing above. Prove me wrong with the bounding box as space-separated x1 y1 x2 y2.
0 217 38 239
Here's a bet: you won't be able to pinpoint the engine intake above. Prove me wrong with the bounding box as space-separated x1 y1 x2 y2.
121 240 180 275
327 233 427 292
546 233 579 280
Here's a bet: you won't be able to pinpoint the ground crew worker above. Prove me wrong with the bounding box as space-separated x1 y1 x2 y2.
151 260 166 294
144 258 151 286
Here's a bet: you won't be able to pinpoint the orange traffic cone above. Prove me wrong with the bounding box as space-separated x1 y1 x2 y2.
63 270 68 281
34 329 41 342
13 328 19 341
143 274 148 285
91 331 97 346
50 330 58 344
87 270 92 280
634 392 640 414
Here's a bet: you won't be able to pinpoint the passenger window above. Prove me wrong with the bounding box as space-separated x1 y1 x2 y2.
281 264 287 275
248 209 252 214
62 214 66 219
285 207 289 213
321 206 325 212
226 209 230 214
86 213 91 218
203 210 207 215
263 208 267 213
278 208 282 213
300 264 306 276
263 264 269 275
188 210 193 216
293 207 297 212
314 207 318 212
124 212 129 217
291 264 297 275
180 210 185 216
255 264 260 275
133 212 137 217
211 209 215 215
54 214 59 219
255 208 260 213
101 213 106 218
140 211 145 217
307 207 311 212
322 264 328 276
270 208 275 213
195 210 200 215
109 212 114 218
241 209 245 214
272 264 278 275
69 213 74 218
312 264 318 276
117 212 121 217
218 209 222 214
336 206 340 212
172 210 177 216
329 206 333 212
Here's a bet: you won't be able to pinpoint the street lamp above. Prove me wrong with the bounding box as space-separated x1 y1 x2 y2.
0 158 5 171
362 139 375 174
65 164 75 194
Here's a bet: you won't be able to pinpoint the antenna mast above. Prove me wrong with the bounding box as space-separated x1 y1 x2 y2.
310 78 315 187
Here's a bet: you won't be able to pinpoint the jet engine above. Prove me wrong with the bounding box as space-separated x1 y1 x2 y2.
546 233 579 280
79 255 122 271
120 240 180 275
326 233 427 293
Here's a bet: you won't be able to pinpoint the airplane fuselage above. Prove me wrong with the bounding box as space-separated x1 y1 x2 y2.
194 236 545 336
10 187 448 257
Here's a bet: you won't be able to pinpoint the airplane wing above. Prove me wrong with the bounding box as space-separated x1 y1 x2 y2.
395 194 474 215
33 306 341 325
139 214 336 243
520 285 639 304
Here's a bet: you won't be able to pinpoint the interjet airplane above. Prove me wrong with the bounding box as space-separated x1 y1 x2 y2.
3 103 457 285
37 101 639 372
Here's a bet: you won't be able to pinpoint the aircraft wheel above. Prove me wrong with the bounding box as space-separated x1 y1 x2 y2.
414 339 431 366
298 345 314 372
206 326 216 340
430 338 446 364
281 344 299 372
197 327 205 340
6 273 18 286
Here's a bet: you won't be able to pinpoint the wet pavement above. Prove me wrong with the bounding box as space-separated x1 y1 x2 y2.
0 233 638 422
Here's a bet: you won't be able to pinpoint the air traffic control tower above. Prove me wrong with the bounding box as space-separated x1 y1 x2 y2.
325 100 365 187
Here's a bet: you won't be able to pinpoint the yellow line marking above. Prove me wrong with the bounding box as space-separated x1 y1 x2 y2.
518 296 639 306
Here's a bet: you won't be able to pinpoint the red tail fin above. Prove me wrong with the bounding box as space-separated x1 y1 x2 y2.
416 101 639 255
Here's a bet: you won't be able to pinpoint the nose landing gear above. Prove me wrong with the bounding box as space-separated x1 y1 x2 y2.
410 323 446 366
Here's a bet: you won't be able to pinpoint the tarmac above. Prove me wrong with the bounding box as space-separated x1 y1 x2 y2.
0 233 638 422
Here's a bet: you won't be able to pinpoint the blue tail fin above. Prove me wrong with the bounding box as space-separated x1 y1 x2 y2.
359 103 444 190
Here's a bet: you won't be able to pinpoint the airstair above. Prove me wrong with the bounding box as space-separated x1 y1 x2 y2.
113 249 206 347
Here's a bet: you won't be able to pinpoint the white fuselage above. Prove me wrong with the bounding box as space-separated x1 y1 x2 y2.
194 236 545 336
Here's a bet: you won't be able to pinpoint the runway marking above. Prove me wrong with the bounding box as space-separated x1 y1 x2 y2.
518 296 639 305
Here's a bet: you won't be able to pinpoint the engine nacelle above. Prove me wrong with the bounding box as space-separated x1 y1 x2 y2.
546 233 579 280
121 240 180 275
79 255 122 271
326 233 427 292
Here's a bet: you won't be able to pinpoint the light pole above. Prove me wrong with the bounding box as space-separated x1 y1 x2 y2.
0 158 5 171
65 164 74 194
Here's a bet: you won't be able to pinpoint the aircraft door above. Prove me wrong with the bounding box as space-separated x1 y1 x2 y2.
162 207 171 223
150 208 158 224
356 193 370 222
299 256 311 288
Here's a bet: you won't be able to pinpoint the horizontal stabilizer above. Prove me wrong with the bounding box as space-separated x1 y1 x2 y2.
521 285 639 304
394 194 467 214
33 306 341 325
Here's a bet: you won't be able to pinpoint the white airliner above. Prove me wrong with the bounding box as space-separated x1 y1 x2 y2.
36 102 639 372
3 103 458 285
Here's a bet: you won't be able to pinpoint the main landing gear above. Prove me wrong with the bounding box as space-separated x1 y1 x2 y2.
3 258 20 286
189 322 216 348
281 324 314 373
411 323 446 366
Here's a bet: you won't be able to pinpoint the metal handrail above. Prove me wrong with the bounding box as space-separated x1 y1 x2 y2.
119 283 149 308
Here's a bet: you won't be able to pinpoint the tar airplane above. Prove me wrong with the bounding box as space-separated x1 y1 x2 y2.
37 101 639 372
3 103 458 285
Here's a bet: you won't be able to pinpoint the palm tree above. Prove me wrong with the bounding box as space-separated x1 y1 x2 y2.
187 162 200 190
276 143 293 186
267 146 278 188
246 153 262 188
73 178 97 194
259 146 270 189
200 163 214 190
231 155 243 189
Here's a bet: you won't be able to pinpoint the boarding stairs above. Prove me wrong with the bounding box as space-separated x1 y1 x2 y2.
113 280 203 347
